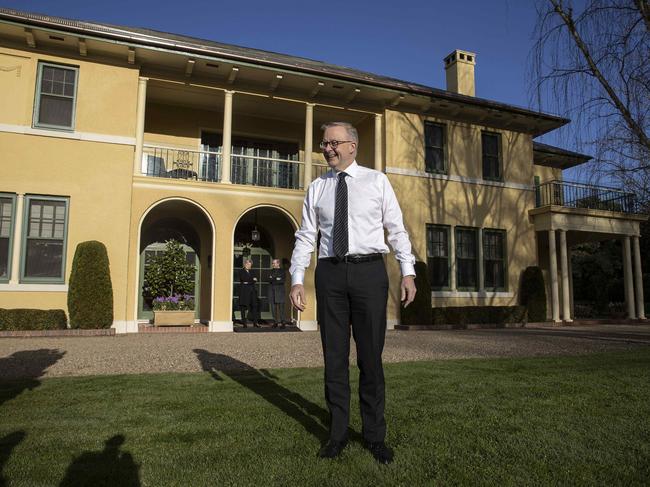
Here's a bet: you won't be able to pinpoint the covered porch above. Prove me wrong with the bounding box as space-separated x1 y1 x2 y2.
530 179 648 323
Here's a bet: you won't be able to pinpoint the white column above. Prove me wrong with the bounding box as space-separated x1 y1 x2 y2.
548 229 560 323
449 228 456 291
9 194 24 284
632 236 645 319
559 229 572 322
221 90 234 184
568 247 575 318
623 236 636 319
477 228 485 293
374 113 383 172
303 103 314 188
133 77 148 175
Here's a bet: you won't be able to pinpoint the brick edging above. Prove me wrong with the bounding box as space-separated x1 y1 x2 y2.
0 329 116 338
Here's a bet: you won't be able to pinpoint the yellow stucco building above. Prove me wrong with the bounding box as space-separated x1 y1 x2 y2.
0 9 646 333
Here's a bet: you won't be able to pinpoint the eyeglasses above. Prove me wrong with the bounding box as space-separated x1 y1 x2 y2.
319 140 353 150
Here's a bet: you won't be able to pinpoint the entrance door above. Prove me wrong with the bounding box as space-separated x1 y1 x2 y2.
138 242 201 321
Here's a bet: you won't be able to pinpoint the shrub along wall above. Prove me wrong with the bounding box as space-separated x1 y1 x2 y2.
432 306 527 326
0 309 67 331
520 266 548 322
68 241 113 329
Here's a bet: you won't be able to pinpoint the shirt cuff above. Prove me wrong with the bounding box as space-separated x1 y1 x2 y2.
400 262 416 278
291 270 305 286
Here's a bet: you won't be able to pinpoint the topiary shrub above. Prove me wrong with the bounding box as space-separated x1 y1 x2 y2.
0 309 67 330
520 266 547 322
400 261 432 326
68 241 113 329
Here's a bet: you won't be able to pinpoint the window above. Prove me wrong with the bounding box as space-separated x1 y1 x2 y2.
424 122 446 174
455 227 478 290
33 62 78 130
21 196 69 282
483 229 507 290
426 224 450 290
481 132 501 181
0 194 16 282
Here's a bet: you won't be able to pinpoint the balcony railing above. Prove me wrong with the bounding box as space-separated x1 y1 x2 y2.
535 179 640 214
142 145 306 190
143 145 222 182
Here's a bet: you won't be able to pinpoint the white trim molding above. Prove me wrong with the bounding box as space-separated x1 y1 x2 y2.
111 321 138 334
432 291 514 299
297 320 318 331
0 123 136 146
0 283 68 292
209 321 233 332
385 166 533 191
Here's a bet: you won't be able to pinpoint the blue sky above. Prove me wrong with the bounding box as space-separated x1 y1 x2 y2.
4 0 582 160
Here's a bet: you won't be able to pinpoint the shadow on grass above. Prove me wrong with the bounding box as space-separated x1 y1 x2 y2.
0 349 66 405
0 431 25 487
193 349 343 443
59 435 140 487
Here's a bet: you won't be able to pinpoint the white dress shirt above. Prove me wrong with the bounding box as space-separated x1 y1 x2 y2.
290 161 416 285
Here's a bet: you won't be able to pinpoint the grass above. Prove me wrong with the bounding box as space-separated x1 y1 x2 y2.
1 349 649 486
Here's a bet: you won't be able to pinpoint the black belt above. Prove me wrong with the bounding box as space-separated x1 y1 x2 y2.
322 253 383 264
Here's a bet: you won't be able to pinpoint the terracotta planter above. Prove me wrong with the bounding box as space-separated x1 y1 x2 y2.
153 310 195 326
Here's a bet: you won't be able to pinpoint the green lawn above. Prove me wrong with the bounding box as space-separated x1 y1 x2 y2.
1 349 649 486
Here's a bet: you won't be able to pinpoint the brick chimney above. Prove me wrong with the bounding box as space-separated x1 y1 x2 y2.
444 49 476 96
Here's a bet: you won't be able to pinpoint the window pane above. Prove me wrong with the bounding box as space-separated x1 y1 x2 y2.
425 148 444 173
424 123 445 174
456 228 477 289
0 237 8 279
24 239 63 278
0 198 12 238
427 225 449 289
39 95 73 127
484 230 505 289
425 123 443 148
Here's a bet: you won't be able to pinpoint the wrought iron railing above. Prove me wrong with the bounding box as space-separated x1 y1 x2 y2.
535 179 639 214
142 145 222 182
142 145 306 189
231 153 303 190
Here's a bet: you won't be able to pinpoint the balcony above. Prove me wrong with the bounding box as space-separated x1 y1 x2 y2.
141 145 335 190
535 180 640 215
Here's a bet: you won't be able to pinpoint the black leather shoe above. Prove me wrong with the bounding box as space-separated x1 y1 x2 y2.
318 440 347 459
242 322 248 328
254 322 261 328
364 441 394 465
272 322 278 328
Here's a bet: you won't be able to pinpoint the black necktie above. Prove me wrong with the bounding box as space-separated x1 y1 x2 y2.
333 172 348 259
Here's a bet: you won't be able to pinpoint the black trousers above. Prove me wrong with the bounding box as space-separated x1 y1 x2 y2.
315 258 389 443
269 287 286 323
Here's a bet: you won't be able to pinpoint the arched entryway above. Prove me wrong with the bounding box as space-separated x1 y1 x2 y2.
232 206 297 326
138 199 214 323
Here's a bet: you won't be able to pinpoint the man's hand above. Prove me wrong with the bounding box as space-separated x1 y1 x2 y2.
400 275 416 307
290 284 306 311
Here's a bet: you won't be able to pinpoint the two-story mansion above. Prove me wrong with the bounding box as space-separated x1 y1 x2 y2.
0 9 646 332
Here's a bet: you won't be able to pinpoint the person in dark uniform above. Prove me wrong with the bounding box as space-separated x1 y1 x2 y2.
268 258 287 328
238 259 260 328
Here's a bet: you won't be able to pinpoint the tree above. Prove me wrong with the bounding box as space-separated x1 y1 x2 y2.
68 241 113 329
530 0 650 202
142 239 196 300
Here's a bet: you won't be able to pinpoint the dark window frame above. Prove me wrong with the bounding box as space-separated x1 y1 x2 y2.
0 193 16 283
20 195 70 284
33 61 79 131
482 228 508 291
455 226 479 291
424 121 447 174
481 131 502 181
426 224 451 291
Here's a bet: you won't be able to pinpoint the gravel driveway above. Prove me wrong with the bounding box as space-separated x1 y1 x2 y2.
1 324 649 380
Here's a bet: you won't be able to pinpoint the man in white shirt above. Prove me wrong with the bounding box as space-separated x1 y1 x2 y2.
289 121 416 464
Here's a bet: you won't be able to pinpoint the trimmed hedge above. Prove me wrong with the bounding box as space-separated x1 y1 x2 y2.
68 241 113 329
520 266 547 322
432 306 527 326
400 261 432 326
0 309 67 331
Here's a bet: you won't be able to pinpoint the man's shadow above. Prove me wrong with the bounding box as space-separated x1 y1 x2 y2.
193 350 359 444
59 435 140 487
0 349 65 486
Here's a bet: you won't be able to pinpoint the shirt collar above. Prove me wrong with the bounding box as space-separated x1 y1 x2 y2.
333 160 359 178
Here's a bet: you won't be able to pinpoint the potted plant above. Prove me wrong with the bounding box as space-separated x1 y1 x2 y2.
143 239 197 326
